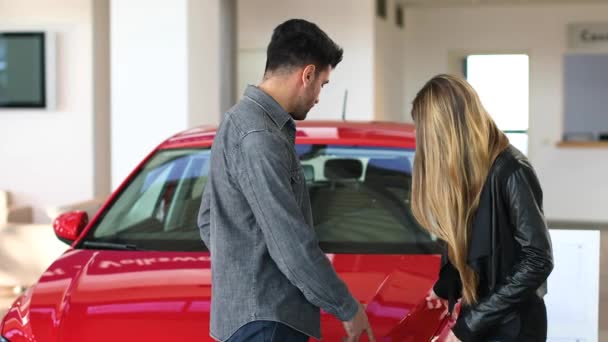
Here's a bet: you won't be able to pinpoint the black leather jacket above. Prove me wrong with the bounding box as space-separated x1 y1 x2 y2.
433 145 554 341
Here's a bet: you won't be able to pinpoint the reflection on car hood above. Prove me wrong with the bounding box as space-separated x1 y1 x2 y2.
3 249 445 342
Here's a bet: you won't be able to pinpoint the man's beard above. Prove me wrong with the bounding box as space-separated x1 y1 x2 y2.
291 108 309 121
292 96 314 120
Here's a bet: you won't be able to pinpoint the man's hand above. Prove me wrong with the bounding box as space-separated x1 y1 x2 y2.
342 303 375 342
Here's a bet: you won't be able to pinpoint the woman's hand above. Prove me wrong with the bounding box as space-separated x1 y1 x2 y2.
425 289 444 308
444 330 462 342
431 330 461 342
426 289 449 319
428 289 462 342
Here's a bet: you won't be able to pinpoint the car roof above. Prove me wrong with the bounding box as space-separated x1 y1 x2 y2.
159 121 417 149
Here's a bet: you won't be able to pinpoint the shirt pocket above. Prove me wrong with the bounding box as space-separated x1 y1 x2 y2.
289 167 304 203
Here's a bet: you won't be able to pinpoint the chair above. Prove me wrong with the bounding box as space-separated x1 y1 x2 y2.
0 190 33 225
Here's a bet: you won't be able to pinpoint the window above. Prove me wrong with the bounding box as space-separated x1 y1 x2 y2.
297 145 437 254
465 54 530 154
84 145 437 254
87 148 211 251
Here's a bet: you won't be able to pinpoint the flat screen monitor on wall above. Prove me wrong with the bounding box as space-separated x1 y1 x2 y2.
0 32 46 108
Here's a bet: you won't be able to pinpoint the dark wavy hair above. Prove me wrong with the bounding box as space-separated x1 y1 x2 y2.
265 19 343 74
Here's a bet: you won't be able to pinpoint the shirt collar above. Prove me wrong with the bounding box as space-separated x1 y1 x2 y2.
243 85 294 129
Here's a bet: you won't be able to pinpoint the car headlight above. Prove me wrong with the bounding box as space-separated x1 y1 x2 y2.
0 336 9 342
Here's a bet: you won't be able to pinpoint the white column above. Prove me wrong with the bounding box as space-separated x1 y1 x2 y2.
93 0 111 198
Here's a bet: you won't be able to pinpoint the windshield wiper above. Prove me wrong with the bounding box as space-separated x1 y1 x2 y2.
82 241 142 251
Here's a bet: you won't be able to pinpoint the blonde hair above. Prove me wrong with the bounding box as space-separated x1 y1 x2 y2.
411 74 509 305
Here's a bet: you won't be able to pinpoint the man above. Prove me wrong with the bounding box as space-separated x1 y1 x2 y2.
198 19 375 342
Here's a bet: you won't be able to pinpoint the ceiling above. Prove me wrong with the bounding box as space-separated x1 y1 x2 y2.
399 0 608 7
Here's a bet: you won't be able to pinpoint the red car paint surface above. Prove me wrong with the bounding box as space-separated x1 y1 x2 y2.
1 122 454 342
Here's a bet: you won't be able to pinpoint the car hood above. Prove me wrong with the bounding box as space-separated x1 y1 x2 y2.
3 249 445 342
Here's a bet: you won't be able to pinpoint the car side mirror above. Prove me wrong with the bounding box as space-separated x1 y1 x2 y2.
53 211 89 245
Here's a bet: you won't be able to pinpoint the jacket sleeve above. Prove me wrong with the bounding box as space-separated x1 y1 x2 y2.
433 246 462 313
453 165 554 341
235 130 359 322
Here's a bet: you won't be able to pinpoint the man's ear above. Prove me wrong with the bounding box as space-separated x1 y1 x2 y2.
301 64 316 88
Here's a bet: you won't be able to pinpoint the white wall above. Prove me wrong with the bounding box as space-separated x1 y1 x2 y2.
404 4 608 222
237 0 375 121
111 0 232 188
0 0 96 222
375 0 406 122
111 0 189 188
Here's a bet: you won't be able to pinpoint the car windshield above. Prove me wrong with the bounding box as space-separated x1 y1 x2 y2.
82 145 438 253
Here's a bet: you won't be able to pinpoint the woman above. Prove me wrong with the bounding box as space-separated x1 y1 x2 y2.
411 74 554 341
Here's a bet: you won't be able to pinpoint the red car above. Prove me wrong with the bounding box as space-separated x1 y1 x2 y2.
1 121 455 342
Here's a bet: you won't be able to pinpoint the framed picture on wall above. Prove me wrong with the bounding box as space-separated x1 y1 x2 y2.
0 32 47 108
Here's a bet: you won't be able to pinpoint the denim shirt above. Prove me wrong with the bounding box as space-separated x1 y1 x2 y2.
198 85 359 341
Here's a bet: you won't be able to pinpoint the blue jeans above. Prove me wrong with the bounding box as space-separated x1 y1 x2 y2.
226 321 309 342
